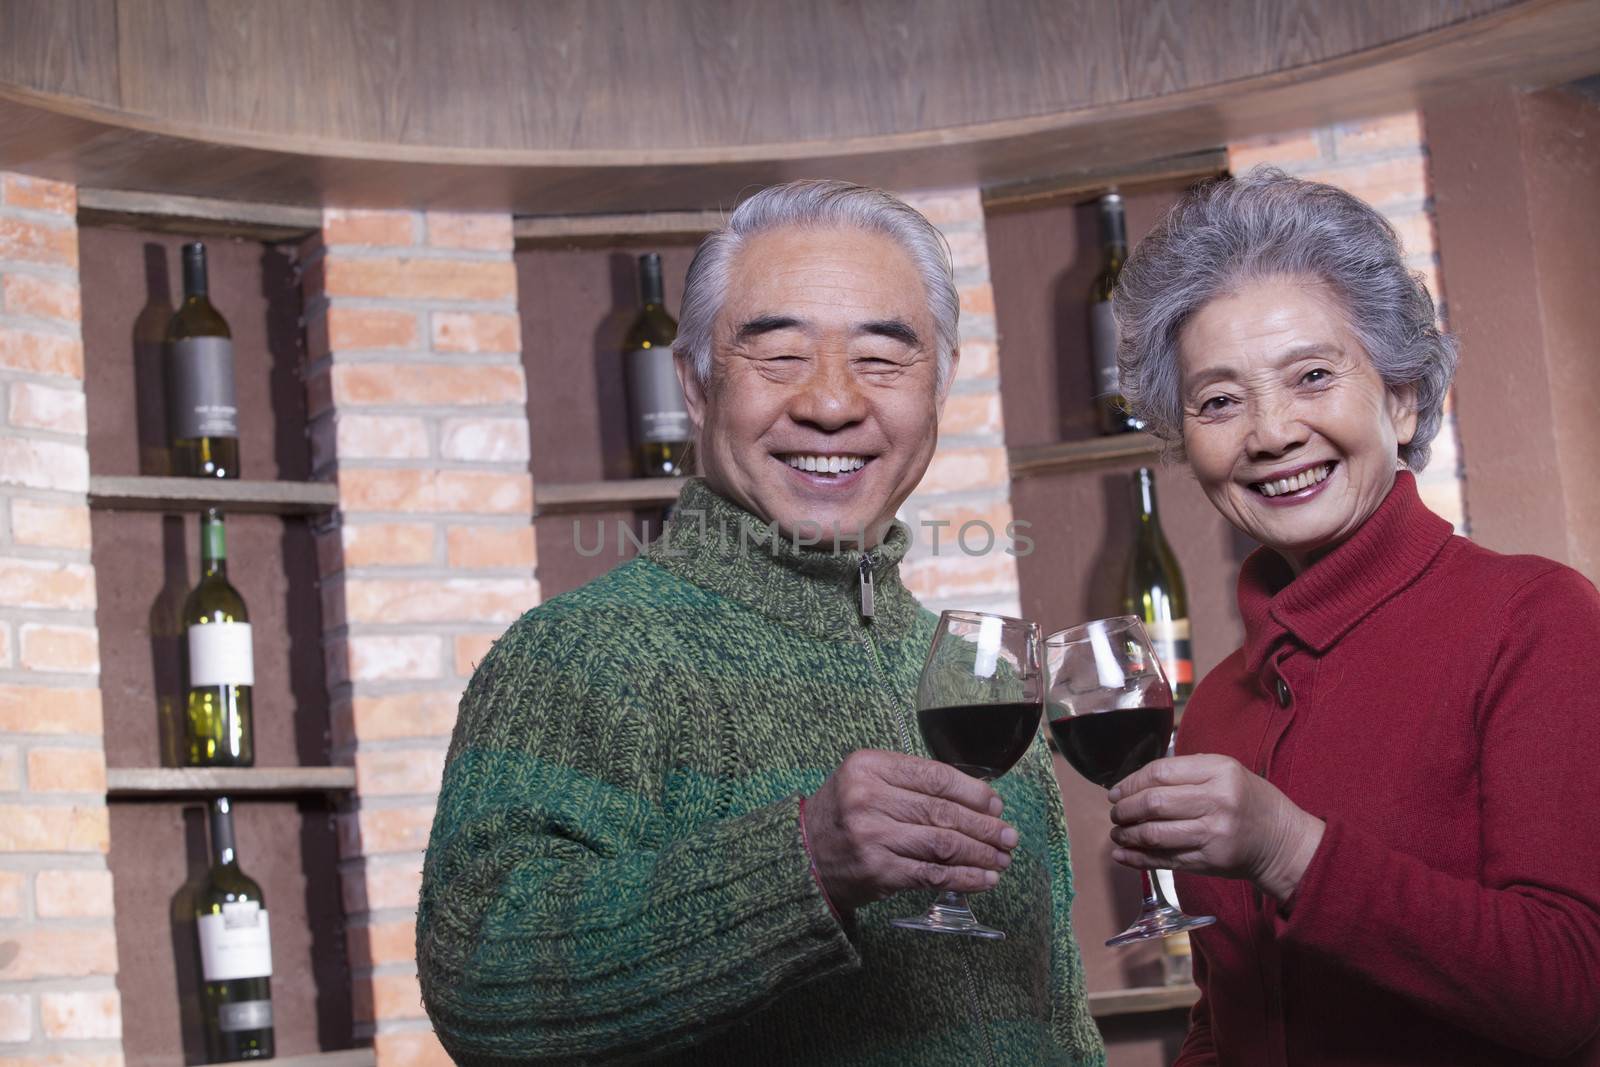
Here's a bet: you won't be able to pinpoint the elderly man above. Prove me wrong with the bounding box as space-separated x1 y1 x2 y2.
416 181 1103 1066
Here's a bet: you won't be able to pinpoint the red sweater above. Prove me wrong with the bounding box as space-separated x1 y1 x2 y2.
1174 472 1600 1066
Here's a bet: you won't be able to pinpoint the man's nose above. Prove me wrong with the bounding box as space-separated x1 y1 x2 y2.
1245 393 1308 459
789 354 868 431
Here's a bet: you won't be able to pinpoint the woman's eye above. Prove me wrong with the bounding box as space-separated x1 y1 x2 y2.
1301 368 1331 385
1198 395 1233 413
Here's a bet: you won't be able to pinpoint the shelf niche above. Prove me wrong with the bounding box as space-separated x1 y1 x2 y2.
516 236 703 598
79 220 355 1064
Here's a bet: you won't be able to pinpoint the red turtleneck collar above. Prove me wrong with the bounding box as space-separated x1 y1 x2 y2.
1237 470 1454 674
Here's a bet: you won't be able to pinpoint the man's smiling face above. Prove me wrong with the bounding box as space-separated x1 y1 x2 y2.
679 225 950 548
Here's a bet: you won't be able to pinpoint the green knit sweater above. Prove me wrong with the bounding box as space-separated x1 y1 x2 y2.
417 479 1104 1066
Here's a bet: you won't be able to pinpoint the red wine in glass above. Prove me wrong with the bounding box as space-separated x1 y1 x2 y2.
1048 704 1174 789
918 701 1041 781
892 610 1043 941
1045 615 1216 947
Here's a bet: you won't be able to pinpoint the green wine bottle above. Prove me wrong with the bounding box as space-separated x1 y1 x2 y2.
167 241 240 478
196 796 274 1062
1123 467 1192 709
184 510 255 766
1089 193 1145 435
624 253 691 477
1123 466 1196 984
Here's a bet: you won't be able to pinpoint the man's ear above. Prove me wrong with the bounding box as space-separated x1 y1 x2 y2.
935 346 961 419
675 349 707 432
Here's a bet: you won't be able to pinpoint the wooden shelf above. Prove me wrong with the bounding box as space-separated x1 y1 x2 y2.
1007 435 1163 479
107 766 357 799
88 476 339 515
78 188 321 243
983 149 1225 212
213 1050 373 1067
534 478 686 514
1087 984 1200 1018
514 209 723 244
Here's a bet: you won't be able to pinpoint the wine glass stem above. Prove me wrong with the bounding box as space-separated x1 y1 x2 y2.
1142 868 1176 911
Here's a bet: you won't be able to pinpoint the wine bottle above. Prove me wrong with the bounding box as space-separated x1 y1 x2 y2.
1122 466 1195 984
196 797 275 1062
624 253 691 477
184 509 255 767
167 241 240 478
1089 193 1144 435
1123 468 1192 710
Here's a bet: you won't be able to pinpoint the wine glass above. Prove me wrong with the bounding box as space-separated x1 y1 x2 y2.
891 609 1043 940
1045 615 1216 946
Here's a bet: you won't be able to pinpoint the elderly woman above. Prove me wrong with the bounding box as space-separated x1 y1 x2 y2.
1104 167 1600 1066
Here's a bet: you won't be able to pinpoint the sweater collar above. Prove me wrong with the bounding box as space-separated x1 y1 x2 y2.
1240 470 1453 672
645 478 922 641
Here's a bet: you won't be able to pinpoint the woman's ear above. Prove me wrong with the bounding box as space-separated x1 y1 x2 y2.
1389 383 1419 447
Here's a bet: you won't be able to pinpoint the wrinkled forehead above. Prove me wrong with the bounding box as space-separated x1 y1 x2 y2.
714 225 934 342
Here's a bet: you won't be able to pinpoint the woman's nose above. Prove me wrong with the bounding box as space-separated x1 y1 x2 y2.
1245 395 1307 459
789 354 868 431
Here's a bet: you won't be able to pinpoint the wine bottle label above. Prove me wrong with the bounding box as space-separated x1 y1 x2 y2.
198 902 272 980
1163 928 1192 958
217 999 273 1032
625 347 691 444
168 337 239 439
1090 301 1121 397
1145 618 1193 687
188 622 254 688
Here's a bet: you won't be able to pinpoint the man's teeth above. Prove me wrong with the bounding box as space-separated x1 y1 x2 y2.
785 455 868 474
1256 463 1333 498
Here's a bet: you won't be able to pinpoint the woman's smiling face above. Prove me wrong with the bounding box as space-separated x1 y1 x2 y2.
1178 275 1418 573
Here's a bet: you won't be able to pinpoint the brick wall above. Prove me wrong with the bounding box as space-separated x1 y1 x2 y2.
897 188 1023 618
301 210 536 1067
1228 112 1469 531
0 173 123 1067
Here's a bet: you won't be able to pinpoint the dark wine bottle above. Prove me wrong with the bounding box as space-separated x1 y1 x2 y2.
167 242 240 478
624 253 691 477
196 797 274 1062
184 510 255 767
1089 193 1144 435
1123 468 1192 710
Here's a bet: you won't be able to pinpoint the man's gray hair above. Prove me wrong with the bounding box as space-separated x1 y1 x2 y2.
674 179 960 392
1114 166 1458 470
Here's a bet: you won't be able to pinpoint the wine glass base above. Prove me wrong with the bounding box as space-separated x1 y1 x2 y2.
1105 906 1216 948
891 901 1006 940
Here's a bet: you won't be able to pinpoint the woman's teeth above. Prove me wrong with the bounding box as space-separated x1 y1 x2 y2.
785 455 868 475
1255 463 1333 498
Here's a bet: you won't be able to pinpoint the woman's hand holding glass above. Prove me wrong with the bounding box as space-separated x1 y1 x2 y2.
1046 615 1216 945
1108 753 1326 903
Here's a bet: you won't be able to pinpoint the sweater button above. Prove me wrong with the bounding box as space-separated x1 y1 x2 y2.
1275 677 1292 708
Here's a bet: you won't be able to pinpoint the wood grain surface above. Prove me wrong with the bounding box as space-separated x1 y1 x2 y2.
0 0 1522 151
0 0 1594 213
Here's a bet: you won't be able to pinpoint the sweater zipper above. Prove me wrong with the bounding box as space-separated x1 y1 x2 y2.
855 561 997 1067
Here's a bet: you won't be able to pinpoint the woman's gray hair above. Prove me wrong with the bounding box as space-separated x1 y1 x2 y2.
674 179 959 393
1115 165 1457 470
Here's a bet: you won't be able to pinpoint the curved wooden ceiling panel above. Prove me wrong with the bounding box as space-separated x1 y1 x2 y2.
1 0 1529 154
0 0 1597 213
